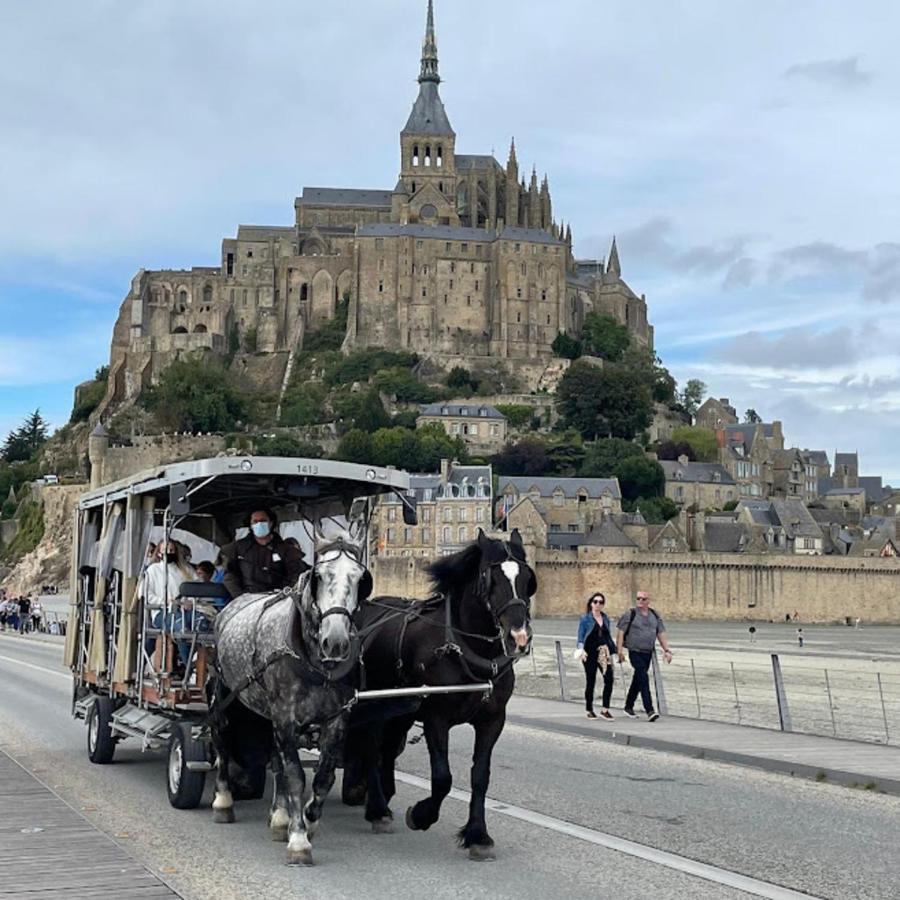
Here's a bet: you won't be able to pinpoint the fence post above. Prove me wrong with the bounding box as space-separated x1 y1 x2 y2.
730 661 742 725
554 640 568 701
771 653 792 732
651 651 669 715
876 673 890 743
690 658 701 717
823 669 837 737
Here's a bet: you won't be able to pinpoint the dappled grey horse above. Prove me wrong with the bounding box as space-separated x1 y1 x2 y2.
209 520 371 865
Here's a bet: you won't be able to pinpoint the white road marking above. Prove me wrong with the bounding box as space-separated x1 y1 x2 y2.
0 653 70 681
393 771 818 900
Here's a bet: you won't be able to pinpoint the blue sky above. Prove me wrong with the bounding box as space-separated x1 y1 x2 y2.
2 1 898 480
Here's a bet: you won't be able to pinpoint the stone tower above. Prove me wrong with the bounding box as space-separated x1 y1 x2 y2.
399 0 458 224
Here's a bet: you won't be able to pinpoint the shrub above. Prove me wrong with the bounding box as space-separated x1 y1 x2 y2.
324 349 418 388
552 332 582 360
331 389 391 434
253 434 324 458
495 404 533 429
371 367 440 403
279 383 329 427
2 500 44 562
303 296 350 352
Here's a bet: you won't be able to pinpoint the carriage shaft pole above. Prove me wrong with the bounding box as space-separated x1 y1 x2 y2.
355 683 493 701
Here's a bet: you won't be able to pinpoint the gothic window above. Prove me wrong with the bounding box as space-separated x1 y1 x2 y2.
226 253 234 276
424 145 432 167
436 146 443 167
411 181 416 193
420 204 437 220
300 284 308 301
412 145 420 166
179 289 188 305
203 284 213 304
458 527 467 543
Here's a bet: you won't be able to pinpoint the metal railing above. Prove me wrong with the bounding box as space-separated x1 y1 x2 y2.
515 636 900 745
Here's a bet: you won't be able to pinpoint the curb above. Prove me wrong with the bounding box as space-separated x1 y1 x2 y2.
507 713 900 797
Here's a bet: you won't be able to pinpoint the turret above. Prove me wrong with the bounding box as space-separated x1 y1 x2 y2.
88 422 109 490
505 137 519 227
607 236 621 278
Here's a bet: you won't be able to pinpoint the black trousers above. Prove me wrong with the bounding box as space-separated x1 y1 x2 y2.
625 650 654 714
583 653 614 711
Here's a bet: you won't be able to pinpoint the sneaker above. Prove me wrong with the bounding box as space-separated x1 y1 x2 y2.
586 710 597 719
623 708 637 719
647 712 659 722
600 710 614 720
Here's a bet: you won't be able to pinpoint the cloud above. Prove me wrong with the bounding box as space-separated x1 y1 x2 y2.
723 257 760 290
711 326 862 370
862 243 900 303
768 241 868 281
783 56 873 89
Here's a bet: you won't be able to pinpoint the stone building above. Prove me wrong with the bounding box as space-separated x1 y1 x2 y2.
96 1 654 418
416 402 507 455
695 397 738 430
717 422 785 499
371 459 491 558
659 457 737 509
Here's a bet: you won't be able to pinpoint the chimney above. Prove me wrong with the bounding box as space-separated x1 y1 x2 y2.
715 428 726 448
439 458 451 485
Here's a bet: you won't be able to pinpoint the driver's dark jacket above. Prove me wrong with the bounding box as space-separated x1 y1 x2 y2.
221 533 307 598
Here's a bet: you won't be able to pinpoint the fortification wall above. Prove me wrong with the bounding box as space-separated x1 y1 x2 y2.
370 546 900 624
99 434 228 485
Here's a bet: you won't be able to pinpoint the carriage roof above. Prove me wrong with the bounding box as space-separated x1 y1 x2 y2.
77 456 411 524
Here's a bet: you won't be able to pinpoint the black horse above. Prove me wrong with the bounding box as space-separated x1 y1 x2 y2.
208 521 372 865
347 528 535 860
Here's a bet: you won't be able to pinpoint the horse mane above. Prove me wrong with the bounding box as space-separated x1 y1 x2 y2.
427 543 482 597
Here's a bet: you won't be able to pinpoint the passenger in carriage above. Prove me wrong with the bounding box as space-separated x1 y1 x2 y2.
142 540 197 669
220 508 307 598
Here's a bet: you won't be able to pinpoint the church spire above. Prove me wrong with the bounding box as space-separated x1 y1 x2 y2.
419 0 440 84
607 236 621 277
508 136 517 167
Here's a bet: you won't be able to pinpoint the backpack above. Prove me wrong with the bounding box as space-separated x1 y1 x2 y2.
622 606 659 641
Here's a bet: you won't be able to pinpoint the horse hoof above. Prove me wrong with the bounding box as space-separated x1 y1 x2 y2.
213 808 235 824
371 817 394 834
287 849 314 867
271 826 288 843
468 843 496 862
405 807 421 831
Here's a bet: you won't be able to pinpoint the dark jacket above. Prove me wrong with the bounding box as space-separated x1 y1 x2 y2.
221 533 307 598
576 612 616 655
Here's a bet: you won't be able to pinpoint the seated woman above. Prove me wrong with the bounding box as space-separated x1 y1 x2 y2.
142 540 197 670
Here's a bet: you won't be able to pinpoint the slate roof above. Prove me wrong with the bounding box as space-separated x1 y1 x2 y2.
402 81 455 136
740 499 823 539
419 403 504 420
860 476 888 502
659 460 735 484
498 226 562 245
835 452 858 469
358 223 496 243
499 476 622 500
704 521 750 553
722 424 761 452
545 516 636 550
402 465 492 501
825 487 866 496
803 450 830 467
455 154 503 172
299 187 393 208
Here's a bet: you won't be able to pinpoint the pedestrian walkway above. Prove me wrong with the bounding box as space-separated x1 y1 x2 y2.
0 750 181 899
508 694 900 795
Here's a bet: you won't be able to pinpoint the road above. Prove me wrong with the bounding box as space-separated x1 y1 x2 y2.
1 632 898 900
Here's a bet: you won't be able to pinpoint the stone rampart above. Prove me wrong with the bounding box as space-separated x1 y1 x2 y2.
370 545 900 624
100 434 228 484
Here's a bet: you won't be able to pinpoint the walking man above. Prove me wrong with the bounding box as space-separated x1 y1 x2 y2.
616 591 673 722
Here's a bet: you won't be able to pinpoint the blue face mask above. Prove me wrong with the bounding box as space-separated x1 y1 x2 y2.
251 521 271 539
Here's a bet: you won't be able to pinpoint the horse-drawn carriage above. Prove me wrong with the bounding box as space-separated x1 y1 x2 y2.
66 454 535 864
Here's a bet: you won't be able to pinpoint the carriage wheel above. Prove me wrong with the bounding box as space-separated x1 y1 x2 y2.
87 696 117 765
167 722 207 809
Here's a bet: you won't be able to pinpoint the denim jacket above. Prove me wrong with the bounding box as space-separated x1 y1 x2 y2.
576 612 616 655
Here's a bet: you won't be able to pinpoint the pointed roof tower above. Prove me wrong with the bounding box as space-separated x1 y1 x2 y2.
402 0 454 137
607 236 621 277
507 137 518 167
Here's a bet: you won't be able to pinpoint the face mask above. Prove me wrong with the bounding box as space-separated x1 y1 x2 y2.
251 521 271 539
165 552 176 563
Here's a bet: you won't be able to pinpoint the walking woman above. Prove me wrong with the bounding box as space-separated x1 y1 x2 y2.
576 592 617 719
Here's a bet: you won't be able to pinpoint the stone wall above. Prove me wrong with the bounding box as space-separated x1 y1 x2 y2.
99 434 228 485
369 544 900 624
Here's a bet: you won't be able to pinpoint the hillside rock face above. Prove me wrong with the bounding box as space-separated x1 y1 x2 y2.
3 485 83 594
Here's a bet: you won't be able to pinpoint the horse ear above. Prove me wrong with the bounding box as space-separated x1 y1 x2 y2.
526 566 537 598
314 519 328 545
477 528 489 547
509 528 524 549
357 569 373 601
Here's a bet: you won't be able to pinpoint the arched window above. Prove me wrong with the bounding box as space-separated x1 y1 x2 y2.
193 323 208 333
436 146 443 167
172 326 188 334
203 284 213 304
424 145 432 167
411 181 416 193
179 289 188 305
300 283 309 302
521 262 527 276
412 145 420 167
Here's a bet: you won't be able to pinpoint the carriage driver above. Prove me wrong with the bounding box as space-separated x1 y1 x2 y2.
220 508 308 598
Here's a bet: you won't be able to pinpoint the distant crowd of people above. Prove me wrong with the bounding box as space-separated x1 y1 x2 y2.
0 590 64 635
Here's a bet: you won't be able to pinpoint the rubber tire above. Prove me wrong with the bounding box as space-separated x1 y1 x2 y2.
87 696 117 765
166 722 207 810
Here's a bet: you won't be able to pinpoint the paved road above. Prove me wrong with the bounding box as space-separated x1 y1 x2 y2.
1 632 899 899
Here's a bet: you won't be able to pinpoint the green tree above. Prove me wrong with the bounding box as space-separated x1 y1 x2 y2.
544 430 585 476
580 438 644 477
71 369 110 423
369 427 423 469
243 327 258 353
680 378 707 417
413 423 468 471
614 455 665 502
141 356 247 432
324 349 418 388
371 367 439 403
331 389 391 434
744 408 761 424
253 434 324 458
279 383 329 427
391 410 419 430
2 410 49 463
303 295 350 352
495 404 534 429
557 360 653 440
446 366 479 393
581 313 631 361
670 425 718 462
491 437 551 476
334 428 373 464
551 332 582 360
630 496 680 524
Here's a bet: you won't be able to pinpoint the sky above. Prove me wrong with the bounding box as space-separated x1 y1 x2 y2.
1 1 898 480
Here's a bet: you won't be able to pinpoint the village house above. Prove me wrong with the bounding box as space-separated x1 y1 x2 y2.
372 459 491 558
416 402 507 455
717 422 784 499
736 498 824 555
659 456 737 509
695 397 738 430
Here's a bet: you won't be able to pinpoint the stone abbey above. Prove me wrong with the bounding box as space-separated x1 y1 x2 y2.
102 1 653 412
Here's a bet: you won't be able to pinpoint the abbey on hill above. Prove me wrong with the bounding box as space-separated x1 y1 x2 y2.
100 1 653 416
